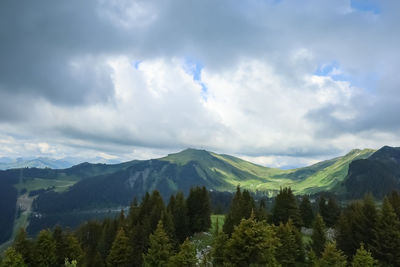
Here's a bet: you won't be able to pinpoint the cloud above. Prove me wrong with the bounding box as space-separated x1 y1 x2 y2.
1 0 400 167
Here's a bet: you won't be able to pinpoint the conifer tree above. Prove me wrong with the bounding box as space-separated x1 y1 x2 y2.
168 239 198 267
0 247 26 267
272 187 302 227
318 196 329 225
325 197 340 227
211 231 228 266
143 220 173 267
256 198 268 221
186 186 211 234
372 197 400 266
35 229 57 267
168 192 190 243
53 225 68 266
351 243 377 267
319 242 347 267
299 195 314 228
223 186 244 235
359 194 378 250
388 191 400 220
224 212 280 266
64 233 84 265
13 228 34 266
275 221 305 266
311 214 326 257
106 228 132 267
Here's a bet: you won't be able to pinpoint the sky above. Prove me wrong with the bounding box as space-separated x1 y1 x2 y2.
0 0 399 168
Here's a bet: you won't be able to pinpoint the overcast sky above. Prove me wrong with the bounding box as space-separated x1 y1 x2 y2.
0 0 399 168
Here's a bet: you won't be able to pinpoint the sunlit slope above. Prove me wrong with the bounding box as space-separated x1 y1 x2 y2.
161 148 375 195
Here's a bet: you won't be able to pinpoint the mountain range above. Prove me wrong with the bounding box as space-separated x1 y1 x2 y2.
1 146 400 245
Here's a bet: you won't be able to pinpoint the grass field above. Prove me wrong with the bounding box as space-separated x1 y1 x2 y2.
15 178 77 193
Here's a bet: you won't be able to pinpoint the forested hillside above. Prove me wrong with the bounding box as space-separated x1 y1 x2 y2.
3 186 400 266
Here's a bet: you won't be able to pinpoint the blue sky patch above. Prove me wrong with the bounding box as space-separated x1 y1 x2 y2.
350 0 380 14
184 58 209 100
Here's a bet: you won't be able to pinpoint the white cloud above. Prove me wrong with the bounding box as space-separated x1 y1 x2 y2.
1 0 400 166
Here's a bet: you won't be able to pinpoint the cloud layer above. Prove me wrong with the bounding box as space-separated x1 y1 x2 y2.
0 0 399 167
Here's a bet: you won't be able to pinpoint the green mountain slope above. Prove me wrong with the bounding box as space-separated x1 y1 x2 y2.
0 147 377 241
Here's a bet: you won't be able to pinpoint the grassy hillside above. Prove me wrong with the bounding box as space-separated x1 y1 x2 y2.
162 148 375 196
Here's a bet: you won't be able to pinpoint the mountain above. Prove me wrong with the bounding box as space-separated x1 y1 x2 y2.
345 146 400 198
0 147 378 242
0 157 74 170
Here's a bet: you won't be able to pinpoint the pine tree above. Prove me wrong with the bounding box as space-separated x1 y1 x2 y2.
359 195 378 250
372 197 400 266
224 213 280 266
143 220 173 267
275 221 305 266
168 239 198 267
388 191 400 220
272 187 302 227
223 186 244 235
12 227 34 266
319 242 347 267
256 198 268 221
318 196 329 225
211 232 228 266
351 243 377 267
35 229 57 267
106 228 132 267
64 233 84 265
0 247 26 267
53 225 68 266
299 195 314 228
186 186 211 234
168 192 190 243
311 214 326 257
325 197 340 227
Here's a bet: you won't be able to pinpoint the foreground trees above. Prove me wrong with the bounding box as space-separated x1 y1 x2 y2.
6 187 400 266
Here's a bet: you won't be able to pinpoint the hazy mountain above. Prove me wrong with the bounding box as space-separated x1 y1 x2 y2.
0 157 74 170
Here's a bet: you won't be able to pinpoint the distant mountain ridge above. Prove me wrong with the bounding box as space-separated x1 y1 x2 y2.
0 157 74 170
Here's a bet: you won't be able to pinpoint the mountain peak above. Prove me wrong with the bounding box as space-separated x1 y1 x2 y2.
161 148 214 165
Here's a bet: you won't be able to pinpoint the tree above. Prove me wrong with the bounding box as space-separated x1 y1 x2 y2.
168 192 190 243
388 191 400 220
223 186 245 235
211 232 228 266
372 197 400 266
168 239 198 267
325 197 340 227
65 259 78 267
299 195 314 228
224 213 280 266
143 221 173 267
351 243 377 267
107 228 132 267
0 247 26 267
318 196 329 225
255 198 268 221
319 242 347 267
271 187 302 227
35 229 57 267
64 234 84 265
13 228 34 266
186 187 211 234
275 221 305 266
311 214 326 257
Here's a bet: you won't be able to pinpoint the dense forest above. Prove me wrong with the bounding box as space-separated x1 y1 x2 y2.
2 186 400 266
